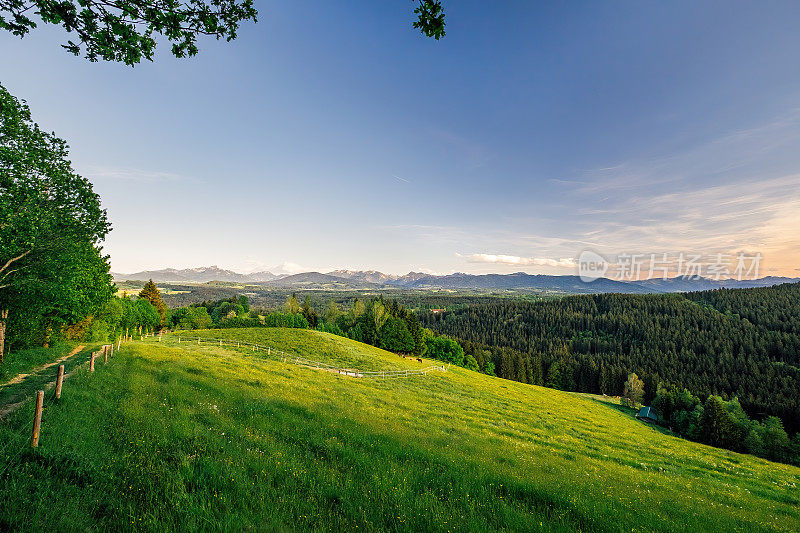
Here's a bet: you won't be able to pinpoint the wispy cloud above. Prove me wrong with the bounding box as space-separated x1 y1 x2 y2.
459 253 576 269
270 262 313 275
575 108 800 195
567 173 800 262
85 166 187 182
539 110 800 275
241 260 330 275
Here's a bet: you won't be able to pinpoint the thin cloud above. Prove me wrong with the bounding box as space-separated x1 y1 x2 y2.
460 253 576 269
85 166 187 182
576 108 800 195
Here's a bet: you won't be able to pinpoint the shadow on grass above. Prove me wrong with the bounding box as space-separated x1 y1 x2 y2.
0 345 98 413
578 394 679 438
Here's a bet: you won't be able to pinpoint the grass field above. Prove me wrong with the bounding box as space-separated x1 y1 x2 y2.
0 343 81 383
1 328 798 531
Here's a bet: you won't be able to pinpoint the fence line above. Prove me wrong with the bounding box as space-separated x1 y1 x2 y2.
0 343 114 462
142 332 448 379
0 331 442 459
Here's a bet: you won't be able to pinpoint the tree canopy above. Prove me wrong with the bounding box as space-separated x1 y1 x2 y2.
422 283 800 435
0 0 446 65
0 83 113 356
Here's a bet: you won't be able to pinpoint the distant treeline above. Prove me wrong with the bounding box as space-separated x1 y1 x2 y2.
651 386 797 464
55 280 168 343
153 283 547 313
421 283 800 439
169 294 483 370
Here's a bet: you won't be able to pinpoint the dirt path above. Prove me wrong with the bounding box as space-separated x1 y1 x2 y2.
0 345 85 389
0 345 87 420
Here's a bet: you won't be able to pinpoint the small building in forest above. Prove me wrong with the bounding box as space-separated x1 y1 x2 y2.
636 406 658 424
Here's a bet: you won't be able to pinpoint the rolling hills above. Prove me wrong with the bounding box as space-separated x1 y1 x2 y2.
422 283 800 435
1 328 798 531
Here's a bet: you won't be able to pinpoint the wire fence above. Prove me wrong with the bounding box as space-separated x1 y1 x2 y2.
142 332 449 379
0 332 445 465
0 326 453 473
0 344 113 471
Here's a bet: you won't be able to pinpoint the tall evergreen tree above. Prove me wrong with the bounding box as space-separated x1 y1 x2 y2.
301 296 318 328
545 361 561 389
701 396 736 448
138 279 166 326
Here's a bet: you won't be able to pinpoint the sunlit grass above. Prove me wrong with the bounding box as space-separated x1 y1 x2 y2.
0 328 798 531
172 327 432 372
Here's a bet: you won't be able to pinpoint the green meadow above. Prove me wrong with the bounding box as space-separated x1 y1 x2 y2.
1 328 798 531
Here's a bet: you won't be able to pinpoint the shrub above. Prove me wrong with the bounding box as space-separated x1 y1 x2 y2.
264 312 309 329
463 353 479 371
424 335 464 365
379 317 414 353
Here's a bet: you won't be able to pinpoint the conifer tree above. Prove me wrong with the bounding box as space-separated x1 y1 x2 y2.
545 361 561 389
701 396 736 448
324 300 341 325
138 279 166 326
284 293 301 314
301 296 318 328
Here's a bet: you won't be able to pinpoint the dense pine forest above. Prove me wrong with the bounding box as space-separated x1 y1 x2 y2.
421 283 800 436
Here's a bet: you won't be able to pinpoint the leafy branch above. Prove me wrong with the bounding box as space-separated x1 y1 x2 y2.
1 1 447 65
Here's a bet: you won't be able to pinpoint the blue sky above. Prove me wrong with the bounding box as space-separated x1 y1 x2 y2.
2 1 799 276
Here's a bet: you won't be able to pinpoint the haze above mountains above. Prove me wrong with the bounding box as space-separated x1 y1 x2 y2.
112 266 799 294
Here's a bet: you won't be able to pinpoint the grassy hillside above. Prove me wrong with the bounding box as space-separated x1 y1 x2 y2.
1 328 798 531
0 343 82 382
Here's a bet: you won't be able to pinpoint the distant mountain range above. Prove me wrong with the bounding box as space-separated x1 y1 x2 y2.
112 267 799 294
112 266 280 283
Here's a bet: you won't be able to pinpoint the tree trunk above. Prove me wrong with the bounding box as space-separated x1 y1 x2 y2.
0 309 8 363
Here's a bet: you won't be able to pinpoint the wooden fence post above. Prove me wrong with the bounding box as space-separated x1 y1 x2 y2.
90 352 96 372
109 344 113 358
104 345 109 364
55 365 65 399
31 390 44 447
